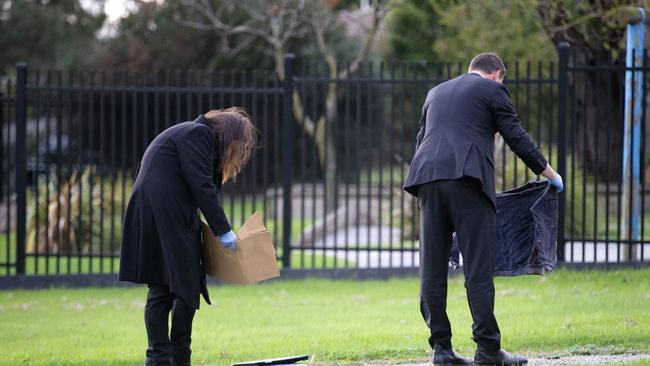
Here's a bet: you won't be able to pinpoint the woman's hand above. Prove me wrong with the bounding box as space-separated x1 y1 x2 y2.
542 163 564 193
219 230 237 251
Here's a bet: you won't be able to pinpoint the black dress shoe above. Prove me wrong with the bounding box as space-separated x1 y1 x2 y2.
474 348 527 365
433 344 474 365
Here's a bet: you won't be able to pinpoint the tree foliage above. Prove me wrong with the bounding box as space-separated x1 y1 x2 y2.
433 0 556 62
385 0 556 63
537 0 643 53
95 0 376 71
101 0 283 70
0 0 105 73
384 0 449 61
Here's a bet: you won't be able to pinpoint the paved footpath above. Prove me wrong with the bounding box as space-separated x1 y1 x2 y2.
367 353 650 365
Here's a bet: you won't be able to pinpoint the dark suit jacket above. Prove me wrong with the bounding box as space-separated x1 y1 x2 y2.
403 73 547 206
119 115 231 309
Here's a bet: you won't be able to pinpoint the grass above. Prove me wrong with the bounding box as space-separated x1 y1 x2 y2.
18 256 119 276
1 269 649 365
0 232 16 272
287 250 355 269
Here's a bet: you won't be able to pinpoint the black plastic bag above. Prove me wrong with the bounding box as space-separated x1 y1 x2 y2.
449 181 558 276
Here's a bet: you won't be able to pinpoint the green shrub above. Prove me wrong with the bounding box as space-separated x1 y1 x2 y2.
26 167 131 255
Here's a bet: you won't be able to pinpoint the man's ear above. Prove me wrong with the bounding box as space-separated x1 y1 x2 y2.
497 70 506 82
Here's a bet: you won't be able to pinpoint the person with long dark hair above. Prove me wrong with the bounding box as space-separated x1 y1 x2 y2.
119 107 257 366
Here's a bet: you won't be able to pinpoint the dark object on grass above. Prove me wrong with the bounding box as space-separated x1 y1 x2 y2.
449 180 558 276
232 354 311 366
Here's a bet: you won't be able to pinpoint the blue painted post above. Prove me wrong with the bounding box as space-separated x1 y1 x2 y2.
621 8 645 261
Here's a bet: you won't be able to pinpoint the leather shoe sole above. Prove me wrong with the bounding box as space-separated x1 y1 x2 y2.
474 361 527 366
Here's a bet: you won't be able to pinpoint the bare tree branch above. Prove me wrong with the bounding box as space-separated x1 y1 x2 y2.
177 18 215 31
308 4 337 78
177 0 396 166
543 4 631 35
344 1 391 78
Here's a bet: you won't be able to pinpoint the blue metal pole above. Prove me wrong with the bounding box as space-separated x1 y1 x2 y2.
622 8 645 250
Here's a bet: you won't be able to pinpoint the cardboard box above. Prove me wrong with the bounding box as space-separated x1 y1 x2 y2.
200 211 280 284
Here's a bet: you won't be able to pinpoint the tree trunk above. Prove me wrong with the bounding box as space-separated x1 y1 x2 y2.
314 115 337 215
536 0 627 180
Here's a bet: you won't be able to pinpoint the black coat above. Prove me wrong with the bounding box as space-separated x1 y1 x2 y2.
119 115 232 309
403 73 547 206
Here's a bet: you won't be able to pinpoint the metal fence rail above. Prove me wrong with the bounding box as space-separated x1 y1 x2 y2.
0 46 648 279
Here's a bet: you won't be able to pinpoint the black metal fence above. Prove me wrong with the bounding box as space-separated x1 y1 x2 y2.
1 65 286 276
563 47 649 263
1 45 648 278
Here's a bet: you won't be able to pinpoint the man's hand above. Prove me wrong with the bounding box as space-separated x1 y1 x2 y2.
541 163 564 193
219 230 237 251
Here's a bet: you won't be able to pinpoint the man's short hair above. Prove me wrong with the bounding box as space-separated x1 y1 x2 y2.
469 53 507 78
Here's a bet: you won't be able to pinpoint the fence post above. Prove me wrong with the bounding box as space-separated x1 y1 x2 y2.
15 63 27 275
281 54 295 268
621 10 646 261
557 43 569 262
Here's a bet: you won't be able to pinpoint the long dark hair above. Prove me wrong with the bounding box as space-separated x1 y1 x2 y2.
203 107 257 182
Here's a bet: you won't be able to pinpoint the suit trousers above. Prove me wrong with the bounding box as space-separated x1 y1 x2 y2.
418 177 501 351
145 284 196 366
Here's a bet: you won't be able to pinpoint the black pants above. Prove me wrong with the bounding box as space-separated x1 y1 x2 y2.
145 285 196 366
418 178 501 351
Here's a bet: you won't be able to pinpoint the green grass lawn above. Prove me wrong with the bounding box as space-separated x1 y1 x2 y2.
1 269 649 365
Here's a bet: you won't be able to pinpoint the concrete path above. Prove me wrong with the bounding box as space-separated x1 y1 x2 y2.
297 226 650 268
564 241 650 262
301 225 420 268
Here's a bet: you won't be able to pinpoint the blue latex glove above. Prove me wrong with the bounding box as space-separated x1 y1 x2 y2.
549 173 564 193
219 230 237 251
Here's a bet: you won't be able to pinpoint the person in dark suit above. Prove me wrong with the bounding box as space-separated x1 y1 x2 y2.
404 53 563 366
119 107 257 366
